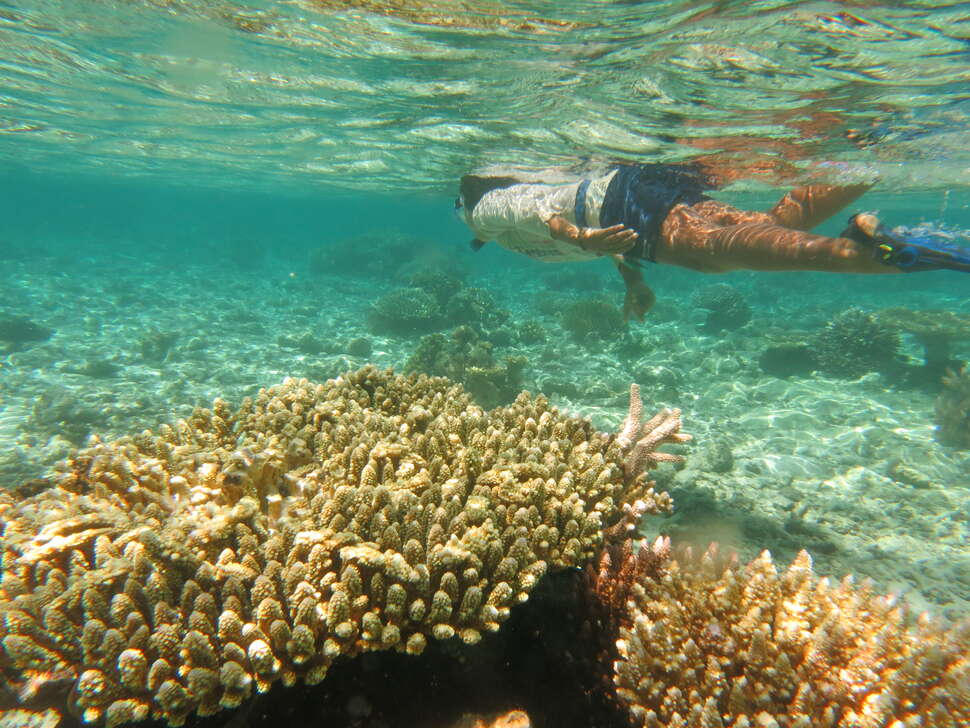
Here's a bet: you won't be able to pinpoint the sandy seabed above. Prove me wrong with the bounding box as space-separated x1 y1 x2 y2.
1 247 968 621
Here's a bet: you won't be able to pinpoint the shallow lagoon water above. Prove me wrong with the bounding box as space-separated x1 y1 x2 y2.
1 2 969 727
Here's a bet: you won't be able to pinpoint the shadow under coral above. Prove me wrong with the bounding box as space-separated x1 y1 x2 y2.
47 571 617 728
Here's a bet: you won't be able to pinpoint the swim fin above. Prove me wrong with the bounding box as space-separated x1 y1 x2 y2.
843 213 970 273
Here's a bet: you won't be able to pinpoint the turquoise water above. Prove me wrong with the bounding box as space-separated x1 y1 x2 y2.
1 2 969 727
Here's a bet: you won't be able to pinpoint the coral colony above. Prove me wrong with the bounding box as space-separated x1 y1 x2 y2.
1 368 967 727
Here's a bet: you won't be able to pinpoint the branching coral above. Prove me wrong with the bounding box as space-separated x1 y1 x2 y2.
0 367 678 727
815 308 902 379
616 384 691 480
407 326 527 408
610 543 969 728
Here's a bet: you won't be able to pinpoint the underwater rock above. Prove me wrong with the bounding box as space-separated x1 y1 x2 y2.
277 331 329 356
0 315 54 348
935 365 970 449
345 336 373 357
690 283 751 333
758 342 817 378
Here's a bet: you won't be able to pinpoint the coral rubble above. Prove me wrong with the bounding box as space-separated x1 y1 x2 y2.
611 543 969 728
0 367 677 726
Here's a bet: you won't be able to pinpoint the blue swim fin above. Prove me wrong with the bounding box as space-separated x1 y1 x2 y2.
843 214 970 273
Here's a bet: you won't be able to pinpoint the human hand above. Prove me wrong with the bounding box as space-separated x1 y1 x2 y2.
578 224 638 255
623 280 656 322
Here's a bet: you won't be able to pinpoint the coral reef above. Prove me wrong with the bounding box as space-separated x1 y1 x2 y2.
444 288 509 331
814 308 901 379
368 288 444 336
137 330 180 365
610 543 969 728
516 321 546 346
406 326 527 408
935 366 970 449
690 284 751 333
409 270 464 308
0 367 679 727
874 307 970 386
560 299 625 344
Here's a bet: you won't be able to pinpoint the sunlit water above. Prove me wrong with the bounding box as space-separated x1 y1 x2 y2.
0 0 968 192
0 4 969 726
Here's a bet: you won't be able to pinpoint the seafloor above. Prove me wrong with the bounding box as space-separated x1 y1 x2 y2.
1 230 968 622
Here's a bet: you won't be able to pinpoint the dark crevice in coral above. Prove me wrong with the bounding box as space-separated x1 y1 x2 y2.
45 571 623 728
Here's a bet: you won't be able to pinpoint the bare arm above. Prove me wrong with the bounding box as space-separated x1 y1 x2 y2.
547 214 638 255
612 255 656 322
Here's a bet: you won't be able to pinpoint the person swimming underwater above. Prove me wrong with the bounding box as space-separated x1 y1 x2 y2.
456 163 970 321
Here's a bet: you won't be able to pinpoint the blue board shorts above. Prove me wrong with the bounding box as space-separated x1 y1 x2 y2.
598 163 713 262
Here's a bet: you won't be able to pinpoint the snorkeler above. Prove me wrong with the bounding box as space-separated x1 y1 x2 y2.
456 163 970 321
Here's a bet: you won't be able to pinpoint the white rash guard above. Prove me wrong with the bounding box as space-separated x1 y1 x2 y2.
467 169 618 263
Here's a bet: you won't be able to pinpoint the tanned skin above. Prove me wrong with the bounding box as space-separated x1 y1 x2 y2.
546 183 891 322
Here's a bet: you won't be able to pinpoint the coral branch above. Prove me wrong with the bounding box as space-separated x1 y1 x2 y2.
616 384 691 480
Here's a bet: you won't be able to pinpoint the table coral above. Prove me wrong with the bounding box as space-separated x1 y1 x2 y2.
611 544 969 728
0 366 679 727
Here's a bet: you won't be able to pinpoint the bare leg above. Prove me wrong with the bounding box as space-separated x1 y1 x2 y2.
769 183 872 231
656 200 895 274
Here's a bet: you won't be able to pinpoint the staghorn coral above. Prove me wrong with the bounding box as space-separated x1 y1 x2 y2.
0 366 678 727
612 543 970 728
616 384 691 480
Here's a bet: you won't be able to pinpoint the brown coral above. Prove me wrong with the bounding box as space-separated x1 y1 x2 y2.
0 367 678 726
612 544 970 728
